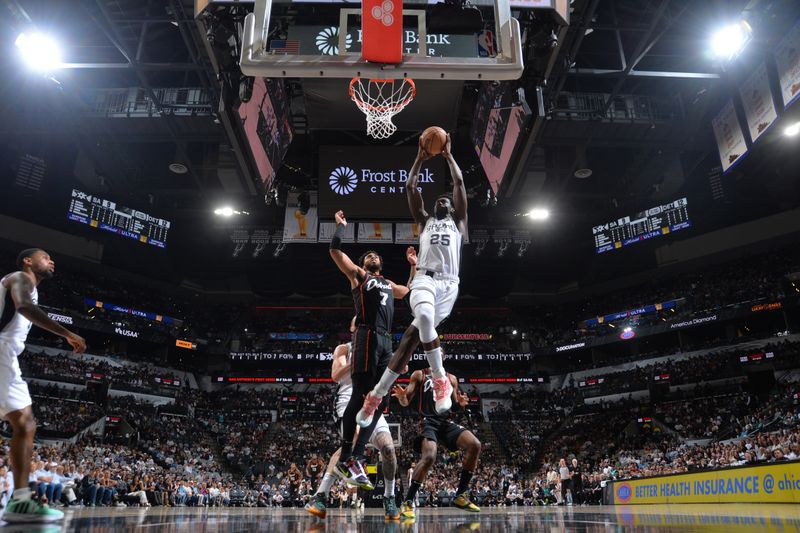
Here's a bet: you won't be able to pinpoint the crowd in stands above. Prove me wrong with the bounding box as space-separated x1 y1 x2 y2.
19 348 184 396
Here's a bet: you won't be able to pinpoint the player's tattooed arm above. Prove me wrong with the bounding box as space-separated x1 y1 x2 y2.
5 273 86 353
329 210 366 288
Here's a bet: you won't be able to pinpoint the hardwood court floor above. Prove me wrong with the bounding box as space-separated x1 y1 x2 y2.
2 504 799 532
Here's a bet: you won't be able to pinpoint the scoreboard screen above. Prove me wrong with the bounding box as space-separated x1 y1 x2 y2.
67 189 170 248
593 197 691 254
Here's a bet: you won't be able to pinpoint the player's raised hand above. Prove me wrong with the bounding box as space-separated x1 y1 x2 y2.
67 332 87 354
416 142 433 162
406 246 417 266
391 384 407 401
441 133 452 158
335 210 347 227
457 391 469 407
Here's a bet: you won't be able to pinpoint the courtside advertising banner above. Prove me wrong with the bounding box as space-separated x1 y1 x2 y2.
318 222 355 243
318 146 446 220
395 223 422 244
739 62 778 143
283 192 318 243
712 99 748 173
609 461 800 504
774 20 800 109
357 223 394 243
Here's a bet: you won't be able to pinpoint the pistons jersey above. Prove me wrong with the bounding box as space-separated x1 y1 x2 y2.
0 275 37 347
416 215 462 278
413 368 446 419
352 273 394 332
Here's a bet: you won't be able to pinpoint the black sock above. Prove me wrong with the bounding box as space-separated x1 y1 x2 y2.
457 470 473 495
405 480 422 502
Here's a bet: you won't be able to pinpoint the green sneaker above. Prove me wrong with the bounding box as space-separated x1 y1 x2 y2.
399 500 416 521
305 493 327 519
453 492 480 513
3 497 65 523
384 497 400 521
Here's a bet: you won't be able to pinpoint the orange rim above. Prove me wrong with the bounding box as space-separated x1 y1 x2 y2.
349 77 416 113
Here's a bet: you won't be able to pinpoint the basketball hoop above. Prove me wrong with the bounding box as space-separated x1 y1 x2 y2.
349 77 416 139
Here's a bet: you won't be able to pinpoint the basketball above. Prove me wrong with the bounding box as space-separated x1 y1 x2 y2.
420 126 448 155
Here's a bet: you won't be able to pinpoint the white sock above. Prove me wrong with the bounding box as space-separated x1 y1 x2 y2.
12 488 32 501
384 478 395 498
373 368 400 397
316 473 335 496
425 347 445 377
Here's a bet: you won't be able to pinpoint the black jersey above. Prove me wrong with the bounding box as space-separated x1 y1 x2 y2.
413 369 442 419
352 273 394 332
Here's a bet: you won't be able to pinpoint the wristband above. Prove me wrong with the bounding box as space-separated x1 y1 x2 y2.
329 224 346 250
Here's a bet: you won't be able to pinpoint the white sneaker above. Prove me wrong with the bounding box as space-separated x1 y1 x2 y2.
432 375 452 414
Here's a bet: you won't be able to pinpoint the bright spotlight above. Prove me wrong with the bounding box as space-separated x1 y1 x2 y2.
710 21 751 60
15 32 62 71
785 122 800 137
527 208 550 221
214 207 235 217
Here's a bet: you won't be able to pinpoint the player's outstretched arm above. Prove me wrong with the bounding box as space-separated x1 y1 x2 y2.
442 135 468 232
406 145 432 225
329 210 365 288
5 273 86 353
331 343 352 383
392 370 421 407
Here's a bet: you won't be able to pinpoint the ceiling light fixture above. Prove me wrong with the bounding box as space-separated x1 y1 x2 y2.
15 32 62 71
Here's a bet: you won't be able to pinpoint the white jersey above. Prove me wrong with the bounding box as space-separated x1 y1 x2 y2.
334 342 353 416
416 215 463 279
0 274 37 350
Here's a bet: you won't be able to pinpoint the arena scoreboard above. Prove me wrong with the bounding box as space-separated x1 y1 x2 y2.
593 197 691 254
67 189 171 248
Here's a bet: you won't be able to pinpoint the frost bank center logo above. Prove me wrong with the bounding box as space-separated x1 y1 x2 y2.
329 167 359 195
315 26 454 55
328 167 435 195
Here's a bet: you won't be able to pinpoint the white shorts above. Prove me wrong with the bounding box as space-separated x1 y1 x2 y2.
409 274 459 327
0 340 32 418
335 404 390 447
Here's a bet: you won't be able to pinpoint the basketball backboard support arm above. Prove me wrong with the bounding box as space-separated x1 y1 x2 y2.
239 0 524 80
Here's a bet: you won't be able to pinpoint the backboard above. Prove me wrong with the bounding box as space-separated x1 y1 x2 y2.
239 0 524 80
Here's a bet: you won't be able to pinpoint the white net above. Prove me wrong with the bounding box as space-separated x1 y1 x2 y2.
349 78 416 139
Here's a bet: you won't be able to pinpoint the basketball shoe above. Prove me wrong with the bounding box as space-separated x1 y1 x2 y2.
453 492 480 512
335 457 374 491
305 493 327 519
356 391 383 428
432 375 453 414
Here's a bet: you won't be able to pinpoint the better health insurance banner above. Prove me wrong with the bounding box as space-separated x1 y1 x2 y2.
609 460 800 504
712 99 748 173
739 62 778 143
774 20 800 109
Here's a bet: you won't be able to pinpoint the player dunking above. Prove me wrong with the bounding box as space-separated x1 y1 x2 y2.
1 249 86 523
391 367 481 519
306 317 405 521
358 133 467 427
327 210 413 506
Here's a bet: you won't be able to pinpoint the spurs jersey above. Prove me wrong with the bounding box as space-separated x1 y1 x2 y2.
0 274 37 350
334 342 353 414
416 215 462 278
352 273 394 332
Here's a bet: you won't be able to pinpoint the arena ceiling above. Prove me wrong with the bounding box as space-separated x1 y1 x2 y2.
1 0 799 300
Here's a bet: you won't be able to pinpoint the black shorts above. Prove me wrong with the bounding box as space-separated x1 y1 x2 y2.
351 326 393 378
414 416 468 453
